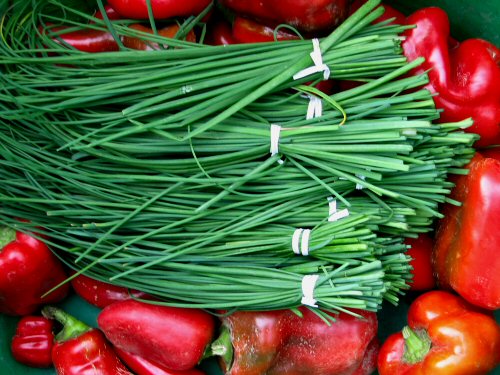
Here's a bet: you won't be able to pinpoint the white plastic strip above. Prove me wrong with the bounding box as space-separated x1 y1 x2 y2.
292 228 311 256
306 94 323 120
270 124 284 164
355 174 366 190
327 196 350 222
292 228 303 255
300 229 311 256
293 38 331 81
301 274 320 307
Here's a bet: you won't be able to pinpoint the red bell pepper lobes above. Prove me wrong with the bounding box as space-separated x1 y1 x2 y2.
114 347 206 375
218 0 350 33
404 233 436 291
71 273 149 309
11 316 54 368
107 0 212 20
0 227 69 316
378 290 500 375
212 307 378 375
402 7 500 147
122 23 196 50
42 306 131 375
97 299 215 371
433 153 500 309
231 16 299 44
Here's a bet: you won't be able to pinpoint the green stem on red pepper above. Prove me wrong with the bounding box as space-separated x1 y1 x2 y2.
401 326 431 364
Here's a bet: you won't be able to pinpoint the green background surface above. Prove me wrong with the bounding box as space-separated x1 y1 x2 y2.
1 0 499 374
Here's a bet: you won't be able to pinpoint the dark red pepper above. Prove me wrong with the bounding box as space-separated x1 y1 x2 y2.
122 23 196 51
231 16 299 44
205 17 236 45
107 0 212 20
71 273 149 309
42 306 131 375
42 24 120 53
0 227 69 316
98 299 215 371
212 307 378 375
404 234 436 291
93 4 121 21
114 347 207 375
11 316 54 368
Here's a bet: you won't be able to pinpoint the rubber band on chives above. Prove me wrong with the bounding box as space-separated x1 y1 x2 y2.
301 274 320 307
270 124 284 164
292 228 311 256
327 196 350 222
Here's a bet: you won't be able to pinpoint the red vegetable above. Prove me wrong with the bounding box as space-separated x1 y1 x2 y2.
213 307 378 375
11 316 54 368
378 290 500 375
219 0 350 33
0 227 69 316
114 347 206 375
71 273 149 309
107 0 212 20
404 234 436 291
231 16 299 44
93 4 121 21
98 299 215 371
433 153 500 309
205 17 236 45
402 7 500 147
122 23 196 50
42 306 131 375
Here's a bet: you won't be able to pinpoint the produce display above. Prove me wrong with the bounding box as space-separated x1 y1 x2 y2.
0 0 499 374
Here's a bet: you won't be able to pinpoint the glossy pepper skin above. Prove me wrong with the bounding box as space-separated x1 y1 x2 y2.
404 234 436 291
433 153 500 309
231 17 299 44
219 0 350 33
122 24 196 50
402 7 500 147
114 347 206 375
0 228 69 316
107 0 212 20
11 316 54 368
71 273 149 309
98 300 215 371
378 290 500 375
214 307 378 375
42 306 131 375
43 25 120 53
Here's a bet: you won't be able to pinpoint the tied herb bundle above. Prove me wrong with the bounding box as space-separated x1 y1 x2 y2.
0 0 477 314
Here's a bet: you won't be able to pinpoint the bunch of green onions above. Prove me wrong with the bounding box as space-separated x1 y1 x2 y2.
0 0 477 314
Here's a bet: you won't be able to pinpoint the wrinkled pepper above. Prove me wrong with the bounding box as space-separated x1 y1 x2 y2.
107 0 212 20
433 153 500 309
42 306 131 375
218 0 350 33
378 290 500 374
0 227 69 316
70 273 149 309
212 307 378 375
98 299 215 371
11 316 54 368
404 233 436 291
402 7 500 147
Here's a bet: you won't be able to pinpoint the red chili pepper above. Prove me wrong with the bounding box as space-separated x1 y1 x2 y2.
122 24 196 50
71 273 149 309
97 299 215 371
107 0 212 20
42 306 131 375
114 347 207 375
404 234 436 291
231 16 299 44
402 7 500 147
0 227 69 316
433 153 500 309
43 24 120 53
219 0 350 33
11 316 54 368
378 290 500 375
212 307 378 375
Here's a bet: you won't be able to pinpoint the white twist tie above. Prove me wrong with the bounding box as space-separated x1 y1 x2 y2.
327 196 350 222
293 38 331 81
292 228 311 256
301 274 320 307
306 94 323 120
270 124 284 164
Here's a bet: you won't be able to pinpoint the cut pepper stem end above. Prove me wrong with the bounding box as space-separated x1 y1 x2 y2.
41 306 91 343
210 325 233 369
402 325 431 364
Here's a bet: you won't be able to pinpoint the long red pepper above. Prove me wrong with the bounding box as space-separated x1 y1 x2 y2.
11 316 54 368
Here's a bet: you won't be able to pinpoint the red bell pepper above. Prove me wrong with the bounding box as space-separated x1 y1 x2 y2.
433 153 500 309
42 24 120 53
71 273 149 309
231 16 299 44
114 347 206 375
122 23 196 50
42 306 131 375
378 290 500 375
218 0 350 33
107 0 212 20
0 227 69 316
11 316 54 368
402 7 500 147
97 299 215 371
404 234 436 291
212 307 378 375
93 4 121 21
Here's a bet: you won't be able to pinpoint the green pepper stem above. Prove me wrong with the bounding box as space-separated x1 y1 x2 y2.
41 306 91 343
209 325 233 369
402 326 432 364
0 226 16 249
